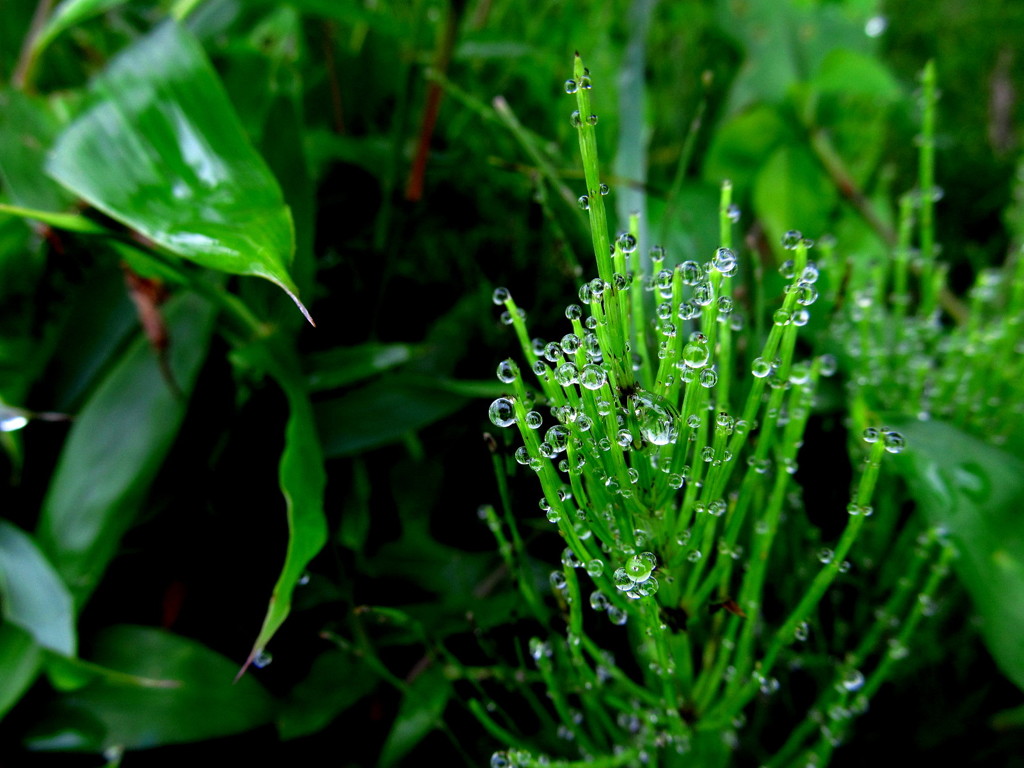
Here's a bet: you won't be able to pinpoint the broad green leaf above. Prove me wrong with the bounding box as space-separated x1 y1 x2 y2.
46 22 311 323
316 375 469 458
0 623 43 720
378 664 451 768
37 291 217 606
233 337 326 675
27 625 274 751
893 419 1024 692
277 648 377 740
753 144 837 255
0 522 75 656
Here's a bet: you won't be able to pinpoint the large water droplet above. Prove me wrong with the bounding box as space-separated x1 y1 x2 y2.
488 398 517 427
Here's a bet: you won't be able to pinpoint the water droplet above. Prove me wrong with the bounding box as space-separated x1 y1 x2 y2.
712 247 737 276
862 427 880 443
577 194 590 210
0 413 28 432
253 648 273 668
726 203 741 223
616 232 637 253
751 357 772 378
580 364 607 390
492 287 510 305
599 183 609 195
631 390 678 445
579 75 592 90
586 113 598 126
883 430 905 453
488 398 517 427
496 359 517 383
817 548 834 564
529 637 553 660
555 362 579 387
794 621 809 641
781 230 803 250
550 571 568 590
679 261 703 285
839 668 864 692
564 79 578 94
865 15 888 37
607 606 628 625
570 110 582 128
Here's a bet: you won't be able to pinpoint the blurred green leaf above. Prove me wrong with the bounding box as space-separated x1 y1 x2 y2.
893 419 1024 693
811 48 902 100
753 144 837 252
305 343 415 392
379 663 451 768
0 521 75 656
702 105 791 190
31 0 129 62
37 291 217 606
0 90 71 211
277 648 377 740
27 625 274 751
316 375 469 458
0 623 43 720
46 21 311 323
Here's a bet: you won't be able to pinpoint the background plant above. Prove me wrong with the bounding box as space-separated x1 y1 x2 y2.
0 0 1023 765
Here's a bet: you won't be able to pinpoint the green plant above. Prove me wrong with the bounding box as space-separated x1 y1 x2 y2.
477 54 965 768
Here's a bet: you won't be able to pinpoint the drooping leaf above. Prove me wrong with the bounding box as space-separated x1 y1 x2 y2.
893 419 1024 693
0 521 75 656
232 336 326 675
46 21 311 323
27 625 274 751
37 291 217 606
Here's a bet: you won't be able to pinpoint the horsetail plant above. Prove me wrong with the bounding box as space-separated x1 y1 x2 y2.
477 54 951 768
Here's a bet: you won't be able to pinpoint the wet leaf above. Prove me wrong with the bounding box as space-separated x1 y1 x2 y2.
893 419 1024 692
47 22 310 322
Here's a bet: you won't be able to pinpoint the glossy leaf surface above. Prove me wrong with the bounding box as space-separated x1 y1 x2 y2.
47 22 310 322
